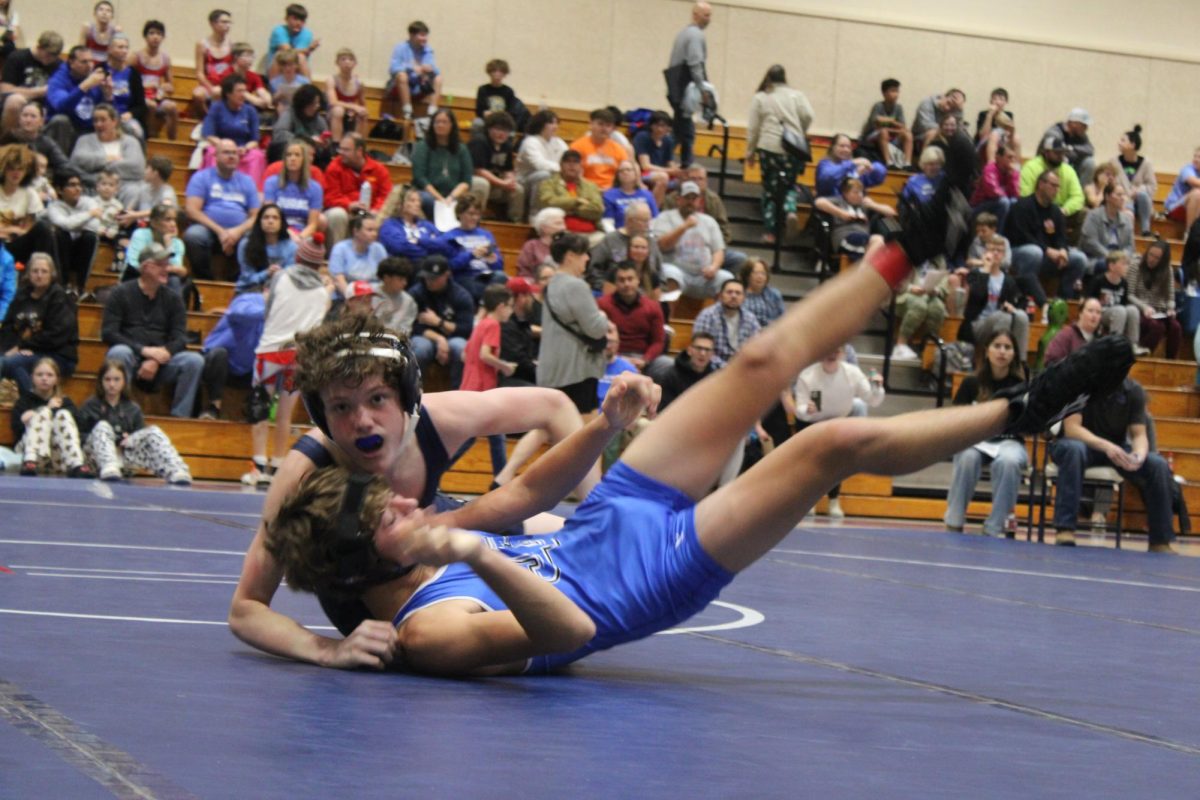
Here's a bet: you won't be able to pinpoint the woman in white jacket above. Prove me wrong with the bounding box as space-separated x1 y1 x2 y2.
516 109 568 218
745 65 814 243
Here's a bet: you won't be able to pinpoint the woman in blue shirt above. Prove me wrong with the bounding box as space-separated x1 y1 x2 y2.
379 187 446 262
815 133 887 198
263 140 323 240
236 204 296 293
602 160 658 230
201 74 266 184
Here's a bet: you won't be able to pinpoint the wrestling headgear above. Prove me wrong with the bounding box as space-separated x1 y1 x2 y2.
330 472 414 592
301 331 422 437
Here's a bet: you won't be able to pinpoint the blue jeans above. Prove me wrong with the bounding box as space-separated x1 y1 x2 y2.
0 352 76 395
944 439 1028 535
410 334 467 388
1131 189 1153 234
1049 438 1175 545
1012 244 1087 307
106 344 205 417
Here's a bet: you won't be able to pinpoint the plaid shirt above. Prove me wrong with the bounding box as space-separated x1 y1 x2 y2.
741 287 786 328
692 303 761 366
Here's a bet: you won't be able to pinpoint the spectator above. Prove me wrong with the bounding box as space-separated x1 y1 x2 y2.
124 203 186 289
0 30 63 128
0 238 11 318
265 3 319 78
692 277 759 366
602 160 657 230
911 88 965 150
0 251 76 393
942 329 1027 536
183 138 260 280
379 186 445 267
1080 182 1133 273
814 175 895 264
10 356 89 476
412 108 472 220
499 275 539 386
69 102 144 205
860 77 912 169
328 212 384 301
1045 296 1103 366
745 64 814 241
468 111 523 223
740 257 784 328
79 359 191 484
899 146 943 206
103 33 146 140
228 42 271 111
1049 378 1176 552
474 58 529 133
1083 161 1117 211
1084 250 1141 348
373 256 416 336
438 195 506 302
569 108 627 191
0 0 19 58
191 10 234 113
133 20 178 140
1129 239 1181 359
1005 169 1087 316
958 234 1029 361
324 133 390 245
589 202 664 291
236 203 296 294
460 283 520 475
537 149 603 235
657 331 717 411
263 140 322 240
199 74 265 184
925 114 961 157
890 261 950 362
518 206 564 279
1044 108 1095 187
81 1 119 63
663 163 746 273
386 20 440 121
537 232 609 412
408 254 474 388
267 48 309 112
633 110 681 207
1018 133 1085 219
271 83 327 162
974 88 1020 161
121 156 176 227
597 262 666 373
1111 124 1156 237
0 143 54 266
516 109 567 216
325 48 367 141
652 180 731 299
979 109 1018 166
45 169 100 295
815 133 886 198
0 102 68 182
1163 146 1200 233
200 285 265 406
970 143 1020 232
43 45 106 155
664 1 712 168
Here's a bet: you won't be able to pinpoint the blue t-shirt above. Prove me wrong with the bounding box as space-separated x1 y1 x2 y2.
598 356 639 403
389 41 437 78
185 168 261 229
632 130 676 168
263 175 324 231
266 23 315 66
328 238 387 295
602 187 659 229
268 73 311 95
235 237 298 293
108 65 136 117
200 101 261 146
439 226 502 278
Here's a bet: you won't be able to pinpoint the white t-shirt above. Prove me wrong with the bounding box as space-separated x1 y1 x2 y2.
650 209 724 274
0 185 42 225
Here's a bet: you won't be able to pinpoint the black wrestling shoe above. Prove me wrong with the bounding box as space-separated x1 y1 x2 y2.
996 335 1134 435
895 132 976 266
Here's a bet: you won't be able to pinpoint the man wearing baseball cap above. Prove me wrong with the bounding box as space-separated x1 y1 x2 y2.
1018 132 1085 218
1043 107 1095 186
650 179 732 300
408 255 475 387
499 276 539 386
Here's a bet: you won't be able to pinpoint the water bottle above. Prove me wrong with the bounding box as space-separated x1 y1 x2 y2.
359 180 371 208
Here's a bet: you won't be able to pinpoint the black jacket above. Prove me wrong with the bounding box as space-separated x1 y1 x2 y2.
0 283 79 365
658 350 717 410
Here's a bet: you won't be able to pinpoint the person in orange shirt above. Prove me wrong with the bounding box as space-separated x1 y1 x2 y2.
569 108 628 191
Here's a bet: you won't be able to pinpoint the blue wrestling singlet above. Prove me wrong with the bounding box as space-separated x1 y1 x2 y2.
392 462 735 673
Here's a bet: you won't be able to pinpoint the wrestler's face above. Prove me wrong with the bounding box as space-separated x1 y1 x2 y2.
322 374 410 472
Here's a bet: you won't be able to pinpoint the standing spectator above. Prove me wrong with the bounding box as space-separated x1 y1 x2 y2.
740 257 785 328
911 89 965 151
103 33 146 140
664 1 712 168
10 356 89 476
1129 239 1181 359
79 359 191 484
1111 125 1156 237
43 45 107 155
632 110 681 207
325 48 367 140
537 232 610 413
265 3 319 78
860 78 912 168
386 20 440 121
199 74 265 184
692 277 760 366
499 276 539 386
438 195 505 302
473 59 529 133
134 20 178 140
0 143 54 266
815 133 886 198
68 102 144 205
1045 296 1103 366
588 202 663 290
263 140 322 240
516 109 567 216
124 204 186 290
1044 108 1095 187
958 234 1030 361
970 143 1020 231
45 169 100 295
652 180 731 299
460 283 519 477
328 213 384 301
0 30 63 128
412 109 472 220
745 64 814 242
190 9 234 129
235 203 296 294
518 206 564 279
942 329 1027 536
1005 169 1087 316
1163 146 1200 233
373 256 416 336
0 252 76 393
468 111 523 223
597 262 666 373
570 108 627 191
323 133 390 246
602 160 657 230
1084 250 1141 347
1080 182 1133 273
183 138 259 280
537 150 603 235
379 187 444 265
408 255 474 388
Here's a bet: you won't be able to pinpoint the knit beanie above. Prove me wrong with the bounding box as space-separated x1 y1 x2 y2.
295 232 326 268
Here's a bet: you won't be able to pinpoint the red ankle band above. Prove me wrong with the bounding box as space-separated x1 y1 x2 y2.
869 242 913 291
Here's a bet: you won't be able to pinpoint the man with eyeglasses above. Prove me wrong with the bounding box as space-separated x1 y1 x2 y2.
1005 160 1087 321
657 332 717 410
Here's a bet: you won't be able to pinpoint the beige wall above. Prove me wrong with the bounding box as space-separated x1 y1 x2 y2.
29 0 1200 167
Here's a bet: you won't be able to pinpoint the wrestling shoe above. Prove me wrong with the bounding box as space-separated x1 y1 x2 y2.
894 132 976 266
997 335 1134 435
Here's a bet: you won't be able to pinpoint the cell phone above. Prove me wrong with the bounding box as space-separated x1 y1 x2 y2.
811 390 822 412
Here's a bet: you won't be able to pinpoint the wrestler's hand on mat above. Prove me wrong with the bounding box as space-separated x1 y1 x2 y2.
601 373 661 429
325 620 398 670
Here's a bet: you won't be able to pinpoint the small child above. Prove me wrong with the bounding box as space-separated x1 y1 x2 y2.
78 359 191 484
813 176 896 264
81 0 119 64
11 357 92 477
325 47 367 140
460 283 518 476
135 19 179 140
266 3 319 78
1084 250 1141 347
30 151 54 204
94 168 125 244
269 49 309 112
373 255 416 335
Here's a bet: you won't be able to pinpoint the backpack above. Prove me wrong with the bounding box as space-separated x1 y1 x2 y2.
625 108 654 138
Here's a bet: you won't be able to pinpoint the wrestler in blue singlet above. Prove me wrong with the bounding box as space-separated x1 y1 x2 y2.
392 461 734 673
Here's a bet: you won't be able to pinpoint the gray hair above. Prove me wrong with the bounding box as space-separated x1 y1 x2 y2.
532 206 566 236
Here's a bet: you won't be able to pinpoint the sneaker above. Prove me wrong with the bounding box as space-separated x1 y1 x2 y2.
240 470 265 487
19 461 37 476
198 405 220 421
997 335 1134 435
1055 530 1076 547
891 343 920 361
1133 345 1151 356
1090 511 1107 530
1148 542 1178 554
99 465 123 482
827 498 845 519
67 464 94 479
945 524 964 533
167 469 192 486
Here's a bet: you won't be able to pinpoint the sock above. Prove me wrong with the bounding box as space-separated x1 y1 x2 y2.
426 104 438 116
402 103 413 118
252 455 267 472
868 242 913 291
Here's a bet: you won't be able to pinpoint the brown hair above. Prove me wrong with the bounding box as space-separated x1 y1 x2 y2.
0 143 35 185
293 313 414 401
95 359 131 402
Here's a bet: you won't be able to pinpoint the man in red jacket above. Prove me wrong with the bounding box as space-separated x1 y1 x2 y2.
597 263 668 375
324 133 392 246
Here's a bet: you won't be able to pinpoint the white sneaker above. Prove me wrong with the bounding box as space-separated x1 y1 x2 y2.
99 465 122 482
827 498 846 519
167 469 192 486
891 343 919 361
1133 345 1151 356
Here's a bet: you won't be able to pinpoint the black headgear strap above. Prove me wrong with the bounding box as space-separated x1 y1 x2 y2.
330 472 415 592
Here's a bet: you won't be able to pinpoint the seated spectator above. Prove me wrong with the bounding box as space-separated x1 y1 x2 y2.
474 59 529 133
1164 146 1200 232
468 111 523 223
227 42 272 112
518 206 564 279
438 195 506 302
125 203 186 289
516 109 567 216
1048 378 1175 551
603 105 636 162
958 234 1029 360
0 252 77 394
589 201 663 291
1045 296 1103 366
924 115 961 158
890 261 950 362
0 143 55 267
970 143 1020 232
373 256 416 336
603 160 657 230
325 48 368 140
69 102 144 205
657 331 717 410
974 88 1021 162
1129 239 1181 359
385 20 441 121
570 108 626 191
408 254 474 388
81 1 119 64
633 110 682 207
1084 250 1140 347
268 49 310 112
900 146 944 206
324 133 390 245
814 175 895 264
1018 133 1085 220
379 187 445 263
79 359 191 484
45 169 100 296
1044 108 1095 187
536 232 609 413
104 33 147 141
597 262 667 373
101 243 204 418
412 109 473 220
1111 125 1156 237
263 140 323 240
740 258 785 327
815 133 886 198
43 45 105 155
10 356 90 476
91 168 126 250
236 203 297 294
662 163 746 273
1005 169 1087 317
1080 182 1133 273
911 88 965 151
328 212 384 301
134 19 179 140
270 83 328 164
121 156 176 227
942 328 1027 536
652 180 732 299
199 74 265 184
859 77 912 169
189 10 234 117
692 277 759 366
0 31 64 133
265 4 319 78
0 102 68 183
499 275 539 387
537 150 603 235
1083 161 1117 211
0 240 12 319
183 139 260 280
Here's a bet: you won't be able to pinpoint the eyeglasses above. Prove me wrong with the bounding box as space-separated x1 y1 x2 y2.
689 345 714 353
